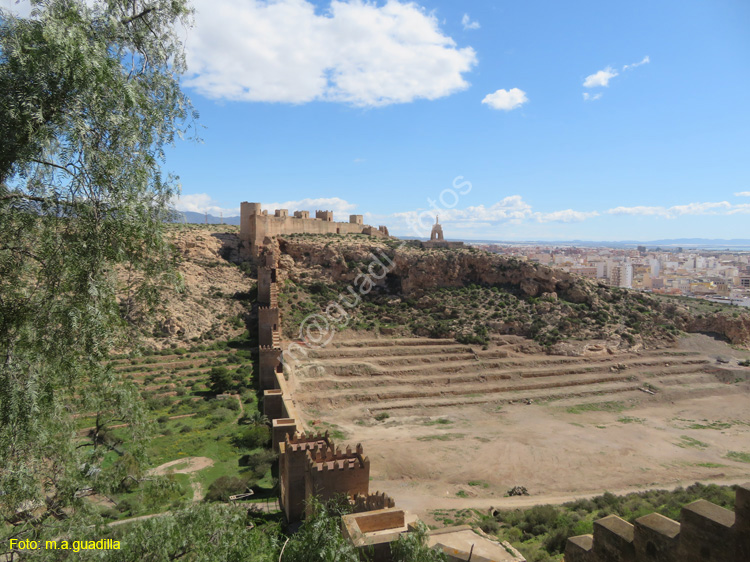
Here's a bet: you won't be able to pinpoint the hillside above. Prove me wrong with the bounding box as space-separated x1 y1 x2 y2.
269 233 750 351
124 227 750 353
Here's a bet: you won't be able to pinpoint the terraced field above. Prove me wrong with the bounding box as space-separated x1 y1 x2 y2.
292 335 721 416
80 342 275 522
287 334 750 513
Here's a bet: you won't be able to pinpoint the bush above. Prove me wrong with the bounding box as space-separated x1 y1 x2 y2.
234 425 270 449
204 476 251 502
239 449 277 478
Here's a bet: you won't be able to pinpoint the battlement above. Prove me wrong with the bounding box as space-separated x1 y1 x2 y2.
564 483 750 562
305 443 369 472
352 491 396 514
239 202 390 258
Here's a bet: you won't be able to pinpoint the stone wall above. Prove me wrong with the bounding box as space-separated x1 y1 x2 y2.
564 483 750 562
257 253 393 523
240 202 387 257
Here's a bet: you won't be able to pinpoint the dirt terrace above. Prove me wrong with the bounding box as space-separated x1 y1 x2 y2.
287 334 750 514
292 335 723 414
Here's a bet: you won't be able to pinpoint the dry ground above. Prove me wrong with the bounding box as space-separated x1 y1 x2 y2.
288 333 750 516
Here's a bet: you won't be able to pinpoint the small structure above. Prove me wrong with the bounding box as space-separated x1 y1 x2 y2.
341 508 526 562
430 216 444 241
341 508 419 562
420 215 464 249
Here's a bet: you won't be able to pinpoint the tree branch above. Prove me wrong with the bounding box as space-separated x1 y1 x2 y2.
30 158 76 176
121 8 155 25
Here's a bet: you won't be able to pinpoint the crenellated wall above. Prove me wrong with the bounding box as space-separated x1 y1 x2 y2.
303 443 371 518
564 483 750 562
257 255 394 524
240 202 388 257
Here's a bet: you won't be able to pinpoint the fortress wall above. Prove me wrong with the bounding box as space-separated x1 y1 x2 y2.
259 346 282 390
304 444 370 517
565 484 750 562
736 484 750 560
678 500 734 562
240 202 389 257
258 306 280 347
592 515 635 562
263 389 283 420
633 513 680 562
279 432 332 521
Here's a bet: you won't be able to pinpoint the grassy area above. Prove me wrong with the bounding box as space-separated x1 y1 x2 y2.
725 451 750 463
566 401 628 414
675 436 710 449
416 433 466 442
84 327 279 523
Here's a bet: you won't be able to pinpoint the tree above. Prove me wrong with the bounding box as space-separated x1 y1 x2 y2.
0 0 195 546
390 521 448 562
208 366 235 394
281 498 359 562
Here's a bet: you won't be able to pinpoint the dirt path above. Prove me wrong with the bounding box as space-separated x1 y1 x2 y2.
148 456 214 476
148 456 214 503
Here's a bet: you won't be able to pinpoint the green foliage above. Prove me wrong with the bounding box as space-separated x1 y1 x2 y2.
204 475 252 502
0 0 194 535
235 424 271 449
390 521 448 562
208 366 234 394
281 498 359 562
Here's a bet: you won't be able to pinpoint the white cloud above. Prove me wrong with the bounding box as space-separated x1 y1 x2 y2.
583 66 618 88
734 191 750 197
482 88 528 111
262 197 358 222
461 13 480 30
583 92 603 102
173 194 240 217
535 209 600 223
623 55 650 71
185 0 477 107
606 201 732 219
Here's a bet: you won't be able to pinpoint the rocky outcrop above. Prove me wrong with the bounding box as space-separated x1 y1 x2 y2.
688 313 750 346
272 235 750 349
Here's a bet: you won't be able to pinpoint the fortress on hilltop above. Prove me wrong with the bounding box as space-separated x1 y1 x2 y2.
240 201 389 257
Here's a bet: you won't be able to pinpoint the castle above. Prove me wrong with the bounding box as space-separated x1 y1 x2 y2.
240 202 389 257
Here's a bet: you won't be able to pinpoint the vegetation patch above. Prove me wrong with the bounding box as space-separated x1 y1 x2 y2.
566 401 628 414
417 433 466 442
675 436 709 449
725 451 750 463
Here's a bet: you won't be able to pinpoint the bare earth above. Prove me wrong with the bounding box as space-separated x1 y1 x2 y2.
148 456 215 476
289 333 750 519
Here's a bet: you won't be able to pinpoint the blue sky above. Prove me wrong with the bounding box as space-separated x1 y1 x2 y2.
9 0 749 240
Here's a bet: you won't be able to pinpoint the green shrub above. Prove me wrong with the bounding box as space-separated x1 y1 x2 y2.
234 425 270 449
204 476 251 502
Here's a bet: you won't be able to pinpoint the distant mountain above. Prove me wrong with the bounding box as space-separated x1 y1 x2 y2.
172 210 241 225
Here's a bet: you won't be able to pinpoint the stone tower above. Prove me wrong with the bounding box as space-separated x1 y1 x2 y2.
430 216 444 241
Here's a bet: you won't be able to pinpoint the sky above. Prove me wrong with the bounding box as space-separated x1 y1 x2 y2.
6 0 750 241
